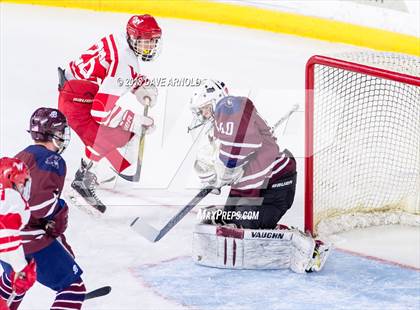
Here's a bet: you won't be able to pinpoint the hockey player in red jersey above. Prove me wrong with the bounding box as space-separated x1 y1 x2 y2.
0 108 87 309
0 158 36 309
189 80 297 229
57 14 162 208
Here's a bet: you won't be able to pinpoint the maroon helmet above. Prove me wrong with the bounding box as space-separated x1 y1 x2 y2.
29 107 70 154
126 14 162 61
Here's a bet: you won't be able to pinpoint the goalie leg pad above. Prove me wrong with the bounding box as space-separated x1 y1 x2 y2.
192 224 293 269
193 224 332 272
290 228 316 273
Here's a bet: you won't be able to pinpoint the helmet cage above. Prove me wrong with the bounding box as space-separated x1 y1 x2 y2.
30 125 70 154
52 126 71 154
188 80 228 133
188 102 215 133
128 35 161 61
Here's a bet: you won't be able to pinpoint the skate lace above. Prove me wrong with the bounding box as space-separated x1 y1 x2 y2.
89 186 102 205
88 178 102 204
84 172 103 205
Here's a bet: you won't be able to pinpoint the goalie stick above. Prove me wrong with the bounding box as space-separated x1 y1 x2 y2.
116 102 299 182
131 187 213 242
272 103 299 133
130 104 300 242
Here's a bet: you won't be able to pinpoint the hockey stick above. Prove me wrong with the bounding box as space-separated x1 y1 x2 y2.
7 291 16 307
85 286 112 300
131 187 213 242
5 286 111 307
271 104 300 133
113 98 150 182
130 104 300 241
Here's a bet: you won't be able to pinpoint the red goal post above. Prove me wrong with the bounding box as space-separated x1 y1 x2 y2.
304 53 420 236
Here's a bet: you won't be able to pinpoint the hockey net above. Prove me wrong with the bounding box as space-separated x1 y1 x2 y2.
305 52 420 237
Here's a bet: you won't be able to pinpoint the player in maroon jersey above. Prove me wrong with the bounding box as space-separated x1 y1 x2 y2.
57 14 162 208
0 108 87 309
189 80 297 229
189 80 331 273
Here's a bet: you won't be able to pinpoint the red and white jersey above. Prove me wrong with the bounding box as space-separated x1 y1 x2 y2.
66 32 143 125
214 96 296 197
0 187 30 272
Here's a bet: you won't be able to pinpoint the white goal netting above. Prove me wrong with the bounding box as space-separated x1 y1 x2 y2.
309 52 420 236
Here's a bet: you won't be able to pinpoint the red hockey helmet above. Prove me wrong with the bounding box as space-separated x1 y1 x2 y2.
126 14 162 61
29 107 70 154
0 157 31 200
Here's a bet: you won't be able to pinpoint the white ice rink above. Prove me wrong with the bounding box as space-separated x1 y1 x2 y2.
1 3 419 309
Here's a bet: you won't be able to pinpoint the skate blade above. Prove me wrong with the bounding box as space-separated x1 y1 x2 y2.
65 189 104 218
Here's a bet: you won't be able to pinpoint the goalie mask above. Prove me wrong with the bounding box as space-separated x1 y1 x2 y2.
0 157 32 201
29 107 70 154
127 14 162 62
188 79 229 134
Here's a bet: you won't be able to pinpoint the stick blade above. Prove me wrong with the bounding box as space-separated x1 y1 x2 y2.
111 162 141 182
85 286 112 300
130 217 160 242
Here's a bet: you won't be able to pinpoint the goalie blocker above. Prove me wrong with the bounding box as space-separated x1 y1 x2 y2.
192 224 331 273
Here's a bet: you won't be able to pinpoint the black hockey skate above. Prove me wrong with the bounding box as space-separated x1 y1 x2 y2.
71 159 107 213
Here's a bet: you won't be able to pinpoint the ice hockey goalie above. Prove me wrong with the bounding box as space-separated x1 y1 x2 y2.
188 80 331 272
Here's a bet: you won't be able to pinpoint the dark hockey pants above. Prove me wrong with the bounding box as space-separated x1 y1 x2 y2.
224 171 297 229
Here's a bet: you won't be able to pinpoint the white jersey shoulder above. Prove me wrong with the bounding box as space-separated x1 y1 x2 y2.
0 188 30 226
99 32 142 97
0 188 30 271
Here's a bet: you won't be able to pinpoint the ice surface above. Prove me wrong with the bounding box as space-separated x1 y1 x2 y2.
133 251 419 310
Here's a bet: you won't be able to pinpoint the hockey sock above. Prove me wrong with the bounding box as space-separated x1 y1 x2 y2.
0 273 25 310
51 278 86 310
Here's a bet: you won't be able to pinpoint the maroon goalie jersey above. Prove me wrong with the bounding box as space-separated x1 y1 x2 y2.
15 145 66 254
214 96 295 197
